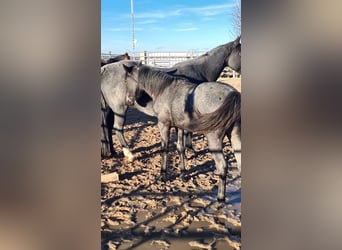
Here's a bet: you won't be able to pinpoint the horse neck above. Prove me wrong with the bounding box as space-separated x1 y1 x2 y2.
208 43 232 81
197 44 231 81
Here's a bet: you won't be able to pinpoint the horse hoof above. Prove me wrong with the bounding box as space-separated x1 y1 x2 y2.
101 152 115 159
180 172 188 182
185 145 194 152
101 154 112 160
123 148 134 163
160 172 167 182
217 197 225 203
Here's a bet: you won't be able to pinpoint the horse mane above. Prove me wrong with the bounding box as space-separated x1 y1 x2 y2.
206 40 238 57
138 65 187 98
173 39 239 68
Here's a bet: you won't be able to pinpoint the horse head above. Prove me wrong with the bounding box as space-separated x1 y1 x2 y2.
123 61 142 105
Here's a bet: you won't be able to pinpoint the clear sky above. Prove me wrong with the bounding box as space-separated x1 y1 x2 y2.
101 0 240 54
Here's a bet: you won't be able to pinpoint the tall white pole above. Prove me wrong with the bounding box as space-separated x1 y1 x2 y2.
130 0 135 59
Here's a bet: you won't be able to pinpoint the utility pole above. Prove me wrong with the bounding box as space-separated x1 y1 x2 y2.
130 0 135 59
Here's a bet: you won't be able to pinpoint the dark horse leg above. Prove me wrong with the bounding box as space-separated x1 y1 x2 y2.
184 131 194 150
158 122 170 181
206 130 227 202
101 94 115 158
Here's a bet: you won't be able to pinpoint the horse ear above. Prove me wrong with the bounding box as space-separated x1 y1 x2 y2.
124 52 130 60
233 36 241 46
122 63 134 73
165 68 177 74
138 61 143 67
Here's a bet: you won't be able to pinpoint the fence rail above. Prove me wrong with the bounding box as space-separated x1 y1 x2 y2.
101 50 206 67
101 51 240 77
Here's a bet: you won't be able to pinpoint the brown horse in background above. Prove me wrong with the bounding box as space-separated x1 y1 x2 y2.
101 52 130 66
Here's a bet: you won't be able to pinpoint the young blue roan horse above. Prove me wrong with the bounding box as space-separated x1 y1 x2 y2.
122 62 241 202
101 36 241 160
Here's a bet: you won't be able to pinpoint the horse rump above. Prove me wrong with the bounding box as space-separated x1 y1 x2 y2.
189 90 241 133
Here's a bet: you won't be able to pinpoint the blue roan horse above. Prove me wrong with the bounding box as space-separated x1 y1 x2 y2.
123 62 241 202
101 37 241 160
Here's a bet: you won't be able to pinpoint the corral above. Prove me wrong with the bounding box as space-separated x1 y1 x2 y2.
101 41 241 249
101 51 240 77
101 74 241 250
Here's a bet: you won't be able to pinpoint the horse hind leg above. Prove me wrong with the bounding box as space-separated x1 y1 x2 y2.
206 131 227 202
225 120 241 171
184 130 194 151
176 128 187 181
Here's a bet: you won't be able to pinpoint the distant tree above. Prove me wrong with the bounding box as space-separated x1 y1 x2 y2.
231 0 241 37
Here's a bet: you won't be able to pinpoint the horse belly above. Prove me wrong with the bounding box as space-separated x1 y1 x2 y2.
174 114 193 130
169 95 193 129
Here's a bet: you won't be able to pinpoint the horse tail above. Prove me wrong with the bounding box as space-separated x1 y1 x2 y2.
192 90 241 133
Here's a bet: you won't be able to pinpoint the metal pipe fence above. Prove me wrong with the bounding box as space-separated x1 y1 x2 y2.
101 51 240 77
101 50 206 67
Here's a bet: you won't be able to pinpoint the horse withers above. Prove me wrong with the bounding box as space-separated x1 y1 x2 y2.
123 62 241 202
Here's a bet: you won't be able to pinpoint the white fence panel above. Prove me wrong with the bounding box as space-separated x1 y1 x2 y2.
101 51 240 77
101 50 205 67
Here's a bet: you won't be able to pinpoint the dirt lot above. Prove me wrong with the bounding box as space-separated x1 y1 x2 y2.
101 77 241 250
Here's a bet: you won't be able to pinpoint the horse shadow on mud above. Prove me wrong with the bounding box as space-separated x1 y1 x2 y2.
101 141 241 250
119 106 240 183
111 106 160 157
101 175 241 250
101 101 241 249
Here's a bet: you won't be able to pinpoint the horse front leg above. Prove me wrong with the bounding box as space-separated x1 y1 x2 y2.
206 131 227 202
184 130 194 151
113 108 134 162
158 122 170 182
176 128 186 180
